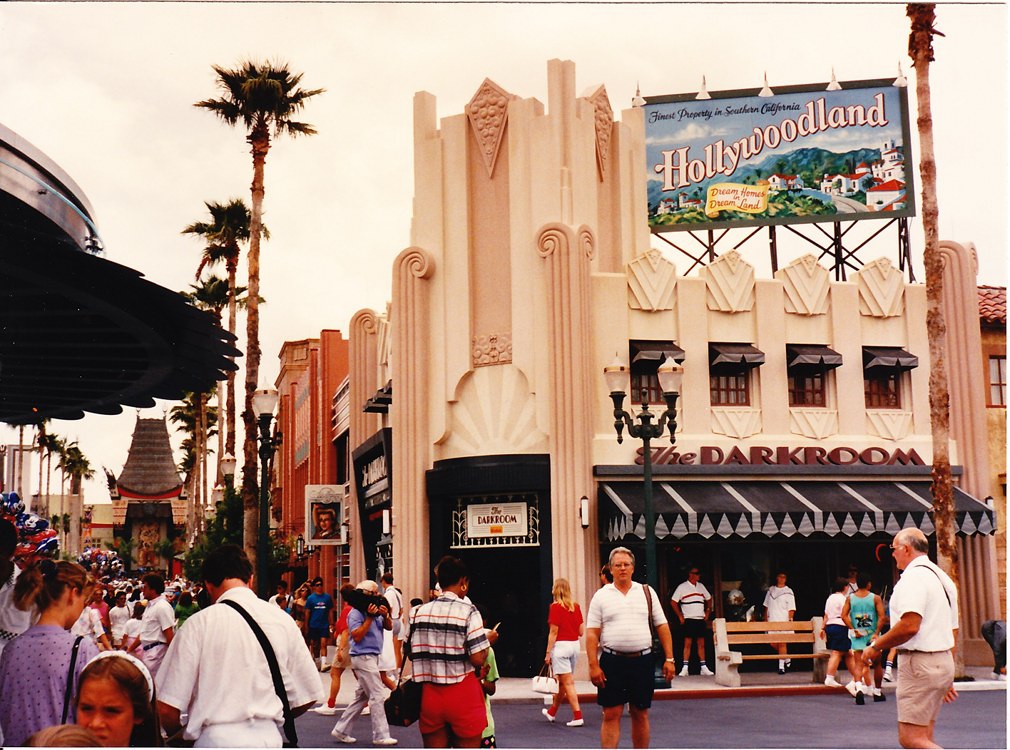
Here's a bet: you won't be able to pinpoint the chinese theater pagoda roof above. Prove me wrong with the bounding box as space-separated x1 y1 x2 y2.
115 417 184 500
978 286 1007 326
0 123 240 424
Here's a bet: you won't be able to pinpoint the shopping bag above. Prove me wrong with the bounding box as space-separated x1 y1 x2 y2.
531 663 559 694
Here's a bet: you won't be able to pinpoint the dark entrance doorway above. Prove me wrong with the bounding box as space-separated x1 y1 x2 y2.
455 546 547 677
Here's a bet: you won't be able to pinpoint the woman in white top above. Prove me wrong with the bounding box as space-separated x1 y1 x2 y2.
108 591 131 648
121 602 145 654
71 603 111 651
820 577 856 690
763 571 796 674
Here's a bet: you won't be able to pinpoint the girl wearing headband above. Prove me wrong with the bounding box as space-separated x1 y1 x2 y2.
76 651 162 747
0 560 99 746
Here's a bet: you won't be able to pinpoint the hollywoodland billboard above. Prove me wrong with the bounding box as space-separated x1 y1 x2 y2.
645 78 915 232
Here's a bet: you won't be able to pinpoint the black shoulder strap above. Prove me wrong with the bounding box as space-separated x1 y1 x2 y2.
643 584 657 639
62 635 84 723
221 599 298 747
918 563 953 608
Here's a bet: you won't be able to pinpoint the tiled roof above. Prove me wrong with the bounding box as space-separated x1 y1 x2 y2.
979 286 1006 325
115 417 184 498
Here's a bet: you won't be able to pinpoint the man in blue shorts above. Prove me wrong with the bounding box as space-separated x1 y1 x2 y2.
586 547 676 749
304 577 334 671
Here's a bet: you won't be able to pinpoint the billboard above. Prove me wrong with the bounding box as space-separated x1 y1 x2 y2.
645 78 914 232
305 484 344 545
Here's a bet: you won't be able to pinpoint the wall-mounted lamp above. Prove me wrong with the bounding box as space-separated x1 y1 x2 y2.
579 496 590 529
341 523 349 545
381 509 391 535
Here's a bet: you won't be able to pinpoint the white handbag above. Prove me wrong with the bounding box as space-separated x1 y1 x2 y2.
531 663 559 694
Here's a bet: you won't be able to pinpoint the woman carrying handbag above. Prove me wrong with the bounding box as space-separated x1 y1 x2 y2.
541 578 584 727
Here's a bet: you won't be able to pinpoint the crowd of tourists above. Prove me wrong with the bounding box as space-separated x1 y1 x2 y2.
0 512 981 749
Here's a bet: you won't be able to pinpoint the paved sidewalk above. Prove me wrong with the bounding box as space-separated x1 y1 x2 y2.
315 663 1006 707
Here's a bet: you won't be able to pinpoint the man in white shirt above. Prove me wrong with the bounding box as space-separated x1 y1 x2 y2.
0 519 33 660
268 581 292 611
108 590 132 648
129 573 175 678
381 572 404 668
763 571 796 674
157 544 322 747
586 547 676 749
863 528 959 750
670 567 714 676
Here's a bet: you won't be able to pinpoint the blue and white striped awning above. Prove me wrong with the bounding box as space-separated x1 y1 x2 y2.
599 480 995 542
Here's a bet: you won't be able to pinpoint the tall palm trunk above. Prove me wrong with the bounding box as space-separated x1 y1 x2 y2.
226 256 239 461
242 124 270 565
16 425 24 498
37 431 45 516
907 3 961 673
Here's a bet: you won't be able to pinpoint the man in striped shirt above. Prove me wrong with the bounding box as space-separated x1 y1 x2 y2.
407 556 489 748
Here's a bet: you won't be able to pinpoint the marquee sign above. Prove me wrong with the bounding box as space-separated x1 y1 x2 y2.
639 445 925 467
466 501 528 538
645 78 915 232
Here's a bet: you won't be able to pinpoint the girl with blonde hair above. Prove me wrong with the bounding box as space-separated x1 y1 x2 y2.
542 577 585 727
0 560 100 746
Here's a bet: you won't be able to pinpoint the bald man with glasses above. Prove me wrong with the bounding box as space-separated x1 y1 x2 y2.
863 528 959 749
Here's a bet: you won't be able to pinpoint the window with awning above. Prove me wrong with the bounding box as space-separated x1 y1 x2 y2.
787 345 842 408
863 346 916 409
709 343 764 407
598 479 996 541
863 346 919 372
630 340 685 405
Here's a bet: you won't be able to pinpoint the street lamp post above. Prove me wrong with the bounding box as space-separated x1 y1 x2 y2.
252 388 280 598
603 357 684 594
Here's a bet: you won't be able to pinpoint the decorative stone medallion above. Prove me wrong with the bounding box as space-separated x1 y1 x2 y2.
466 79 515 178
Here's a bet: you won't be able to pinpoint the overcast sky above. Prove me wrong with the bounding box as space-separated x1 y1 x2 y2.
1 1 1006 507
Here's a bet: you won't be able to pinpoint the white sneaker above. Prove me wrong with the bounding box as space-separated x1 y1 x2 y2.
566 718 584 727
883 667 893 682
845 681 858 697
373 739 398 746
824 676 842 688
361 706 370 716
542 708 556 723
330 729 356 744
679 665 689 677
1000 674 1007 682
699 665 715 676
313 704 339 715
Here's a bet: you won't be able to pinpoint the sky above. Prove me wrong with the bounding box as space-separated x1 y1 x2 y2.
0 1 1006 509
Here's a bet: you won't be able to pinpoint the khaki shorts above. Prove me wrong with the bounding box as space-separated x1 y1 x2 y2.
332 646 351 670
896 650 954 726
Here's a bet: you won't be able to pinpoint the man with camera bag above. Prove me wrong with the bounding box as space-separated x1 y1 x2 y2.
329 580 398 746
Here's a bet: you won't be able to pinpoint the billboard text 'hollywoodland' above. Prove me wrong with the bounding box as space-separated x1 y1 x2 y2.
645 79 915 232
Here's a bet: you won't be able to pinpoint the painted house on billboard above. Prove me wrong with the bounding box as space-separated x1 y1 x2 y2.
873 138 906 182
767 173 804 192
867 179 908 212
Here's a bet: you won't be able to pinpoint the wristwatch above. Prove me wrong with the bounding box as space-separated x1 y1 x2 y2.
665 657 676 662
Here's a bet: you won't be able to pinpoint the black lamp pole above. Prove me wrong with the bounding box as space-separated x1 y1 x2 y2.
608 388 680 594
256 411 276 599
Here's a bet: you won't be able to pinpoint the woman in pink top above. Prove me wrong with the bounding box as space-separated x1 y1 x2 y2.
542 578 584 727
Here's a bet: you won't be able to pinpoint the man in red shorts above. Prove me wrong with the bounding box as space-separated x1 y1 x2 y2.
406 556 490 748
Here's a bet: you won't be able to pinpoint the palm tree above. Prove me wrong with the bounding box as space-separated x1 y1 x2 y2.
35 420 54 517
195 60 323 562
183 200 263 464
60 442 95 555
170 390 219 534
907 3 960 669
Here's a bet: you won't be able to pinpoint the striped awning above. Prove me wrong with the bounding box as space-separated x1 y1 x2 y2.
599 480 995 541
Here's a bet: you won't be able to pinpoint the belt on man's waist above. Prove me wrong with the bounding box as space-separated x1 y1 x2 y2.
896 648 950 655
142 641 167 651
601 647 652 658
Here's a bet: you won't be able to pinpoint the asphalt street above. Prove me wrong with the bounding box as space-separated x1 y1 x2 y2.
293 690 1007 748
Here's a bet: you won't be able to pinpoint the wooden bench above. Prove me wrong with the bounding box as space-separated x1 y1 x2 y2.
713 617 828 688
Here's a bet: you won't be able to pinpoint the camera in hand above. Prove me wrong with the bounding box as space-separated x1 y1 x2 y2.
342 587 389 615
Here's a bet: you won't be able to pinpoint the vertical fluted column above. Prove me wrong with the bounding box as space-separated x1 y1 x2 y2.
937 240 999 650
391 248 435 606
349 309 382 584
537 223 596 615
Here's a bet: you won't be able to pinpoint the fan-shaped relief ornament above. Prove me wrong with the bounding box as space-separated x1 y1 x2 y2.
866 410 913 441
789 409 839 439
710 407 762 439
466 79 516 178
584 85 614 180
705 250 755 313
855 257 905 318
627 249 677 311
775 254 830 316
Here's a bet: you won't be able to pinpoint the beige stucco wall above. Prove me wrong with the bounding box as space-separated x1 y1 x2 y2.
981 324 1006 618
379 59 997 667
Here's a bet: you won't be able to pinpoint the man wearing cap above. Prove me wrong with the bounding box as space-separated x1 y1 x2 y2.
156 544 322 747
304 576 334 671
329 580 397 746
863 528 959 749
